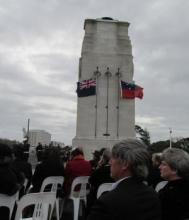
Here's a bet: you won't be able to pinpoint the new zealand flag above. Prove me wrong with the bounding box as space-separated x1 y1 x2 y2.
76 78 96 97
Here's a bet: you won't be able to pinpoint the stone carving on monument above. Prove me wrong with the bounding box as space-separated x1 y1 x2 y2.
72 17 135 159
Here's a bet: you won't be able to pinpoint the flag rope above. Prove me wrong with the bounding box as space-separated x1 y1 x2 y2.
93 67 101 138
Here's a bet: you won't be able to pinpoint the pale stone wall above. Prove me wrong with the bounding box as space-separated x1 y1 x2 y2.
72 18 135 159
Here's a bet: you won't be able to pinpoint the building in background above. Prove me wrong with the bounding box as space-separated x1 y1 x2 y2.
50 141 65 148
28 130 51 147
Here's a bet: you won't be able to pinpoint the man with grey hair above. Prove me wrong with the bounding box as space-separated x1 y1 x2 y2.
87 138 161 220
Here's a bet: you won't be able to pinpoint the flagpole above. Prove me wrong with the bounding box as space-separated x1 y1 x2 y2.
169 128 172 148
103 67 111 137
27 118 30 145
93 67 101 138
115 68 121 138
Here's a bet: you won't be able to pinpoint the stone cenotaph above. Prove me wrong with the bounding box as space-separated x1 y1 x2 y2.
72 18 135 159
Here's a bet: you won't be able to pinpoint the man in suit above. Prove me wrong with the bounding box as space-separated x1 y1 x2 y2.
87 139 162 220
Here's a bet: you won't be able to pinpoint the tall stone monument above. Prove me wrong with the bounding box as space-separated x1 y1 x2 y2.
72 17 135 159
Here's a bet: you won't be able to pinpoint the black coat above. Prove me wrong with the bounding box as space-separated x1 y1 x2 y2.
158 179 189 220
87 177 162 220
89 165 114 195
31 159 65 192
0 164 20 195
11 159 32 189
87 165 114 213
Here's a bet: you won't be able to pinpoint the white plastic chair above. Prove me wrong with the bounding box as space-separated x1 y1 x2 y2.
40 176 64 220
40 176 64 193
155 181 168 192
70 176 89 205
97 183 113 199
14 192 56 220
0 191 19 220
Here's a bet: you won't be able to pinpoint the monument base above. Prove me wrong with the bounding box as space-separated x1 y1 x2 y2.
72 136 134 160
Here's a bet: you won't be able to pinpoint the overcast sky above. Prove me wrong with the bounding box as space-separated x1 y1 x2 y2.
0 0 188 145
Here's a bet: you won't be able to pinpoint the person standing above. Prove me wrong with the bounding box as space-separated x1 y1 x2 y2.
87 139 161 220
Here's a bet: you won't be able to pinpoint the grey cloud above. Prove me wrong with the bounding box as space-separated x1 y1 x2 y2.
0 0 189 144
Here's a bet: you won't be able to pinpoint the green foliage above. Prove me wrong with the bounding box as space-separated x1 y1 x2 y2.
174 138 189 153
149 140 170 154
135 125 151 146
149 138 189 154
0 138 20 149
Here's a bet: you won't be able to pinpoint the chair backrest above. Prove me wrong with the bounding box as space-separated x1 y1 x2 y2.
155 181 168 192
97 183 113 199
70 176 89 201
40 176 64 193
0 191 19 220
15 192 56 220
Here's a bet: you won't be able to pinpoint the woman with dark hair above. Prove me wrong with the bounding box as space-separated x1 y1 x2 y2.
0 144 22 220
63 147 91 195
31 147 65 192
87 148 114 213
147 153 163 188
158 148 189 220
11 144 32 191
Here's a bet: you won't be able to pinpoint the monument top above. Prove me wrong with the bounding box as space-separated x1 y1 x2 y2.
84 17 130 29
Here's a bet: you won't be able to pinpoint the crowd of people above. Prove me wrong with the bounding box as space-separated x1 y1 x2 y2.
0 139 189 220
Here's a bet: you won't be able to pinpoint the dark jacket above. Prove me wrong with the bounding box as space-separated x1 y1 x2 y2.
158 179 189 220
87 177 162 220
31 159 65 192
11 159 32 189
87 165 114 214
0 164 19 195
147 166 164 188
89 165 114 193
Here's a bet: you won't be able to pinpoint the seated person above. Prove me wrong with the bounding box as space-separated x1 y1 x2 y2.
89 150 101 172
0 144 22 220
31 147 65 192
63 147 92 195
87 148 114 212
87 139 161 220
158 148 189 220
147 152 163 188
11 144 32 191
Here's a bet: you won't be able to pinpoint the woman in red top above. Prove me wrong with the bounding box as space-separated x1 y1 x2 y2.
64 148 92 195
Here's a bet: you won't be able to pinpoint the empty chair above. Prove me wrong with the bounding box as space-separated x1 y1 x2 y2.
14 192 56 220
97 183 113 199
0 191 19 220
40 176 64 220
155 181 168 192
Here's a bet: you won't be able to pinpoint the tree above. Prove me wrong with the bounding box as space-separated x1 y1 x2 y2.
149 140 170 154
135 125 151 146
174 137 189 153
0 138 20 149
